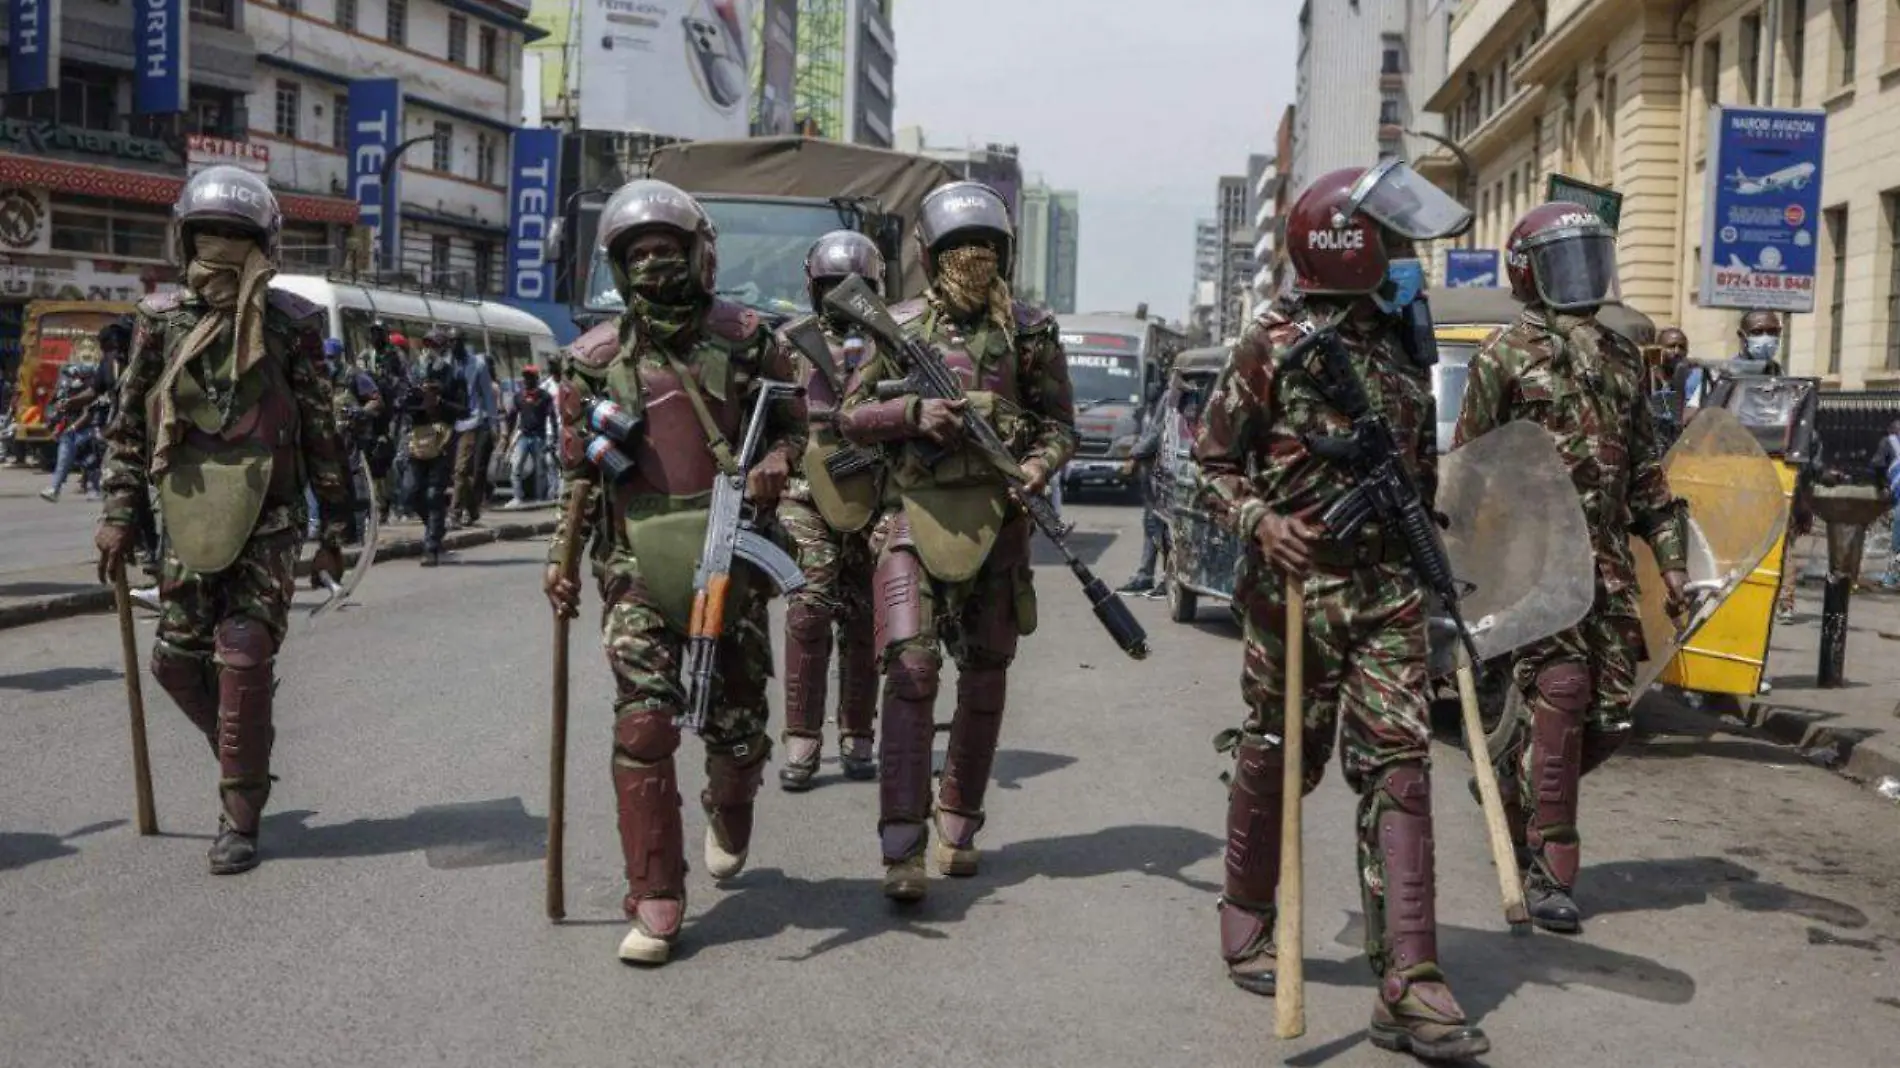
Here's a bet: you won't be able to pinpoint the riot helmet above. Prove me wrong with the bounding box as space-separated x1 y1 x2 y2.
805 230 884 312
1286 161 1472 297
916 181 1014 278
597 179 719 299
173 165 282 263
1505 202 1619 313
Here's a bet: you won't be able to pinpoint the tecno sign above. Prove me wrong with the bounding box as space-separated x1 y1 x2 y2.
510 161 553 299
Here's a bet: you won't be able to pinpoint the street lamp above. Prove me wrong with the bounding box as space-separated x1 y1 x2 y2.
1405 127 1477 249
378 134 438 273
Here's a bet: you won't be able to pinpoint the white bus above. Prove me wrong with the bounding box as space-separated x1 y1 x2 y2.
269 274 562 386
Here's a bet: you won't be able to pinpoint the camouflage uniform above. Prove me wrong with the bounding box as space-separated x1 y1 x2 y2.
101 288 351 845
1194 297 1450 994
548 302 805 942
1454 308 1687 910
837 293 1075 886
775 315 881 786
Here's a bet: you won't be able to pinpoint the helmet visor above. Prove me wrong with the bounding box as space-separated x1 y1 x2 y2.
1529 231 1620 311
1348 161 1474 242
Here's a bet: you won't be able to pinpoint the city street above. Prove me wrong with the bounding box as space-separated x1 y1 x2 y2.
4 502 1900 1067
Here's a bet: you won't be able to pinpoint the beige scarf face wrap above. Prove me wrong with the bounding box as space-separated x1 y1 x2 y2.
150 234 277 474
934 244 1015 335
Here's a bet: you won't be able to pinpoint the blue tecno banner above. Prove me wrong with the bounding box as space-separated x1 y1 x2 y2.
1444 249 1500 288
506 128 563 302
133 0 189 114
346 80 405 268
1699 105 1827 313
8 0 62 94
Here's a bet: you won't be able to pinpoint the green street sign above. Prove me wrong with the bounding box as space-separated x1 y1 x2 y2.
1545 173 1623 233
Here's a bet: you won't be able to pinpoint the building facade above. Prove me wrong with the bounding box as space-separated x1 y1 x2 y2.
1189 217 1221 341
840 0 896 148
1291 0 1413 194
247 0 537 294
1215 173 1252 341
1047 189 1079 314
1017 183 1053 306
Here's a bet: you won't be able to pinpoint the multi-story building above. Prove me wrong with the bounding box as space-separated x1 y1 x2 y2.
1017 183 1053 306
248 0 539 294
1420 1 1900 386
893 126 1025 223
1189 217 1221 340
1215 174 1254 340
1291 0 1412 194
1258 107 1296 295
1047 189 1079 314
842 0 896 148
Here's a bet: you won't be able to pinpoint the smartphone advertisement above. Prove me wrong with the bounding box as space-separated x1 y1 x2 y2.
579 0 754 140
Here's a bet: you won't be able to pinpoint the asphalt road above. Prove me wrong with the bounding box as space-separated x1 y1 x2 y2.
4 501 1899 1067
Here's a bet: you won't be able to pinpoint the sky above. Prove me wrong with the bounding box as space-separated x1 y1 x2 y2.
890 0 1302 324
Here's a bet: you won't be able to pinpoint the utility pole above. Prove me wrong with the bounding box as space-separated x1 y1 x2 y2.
379 134 439 273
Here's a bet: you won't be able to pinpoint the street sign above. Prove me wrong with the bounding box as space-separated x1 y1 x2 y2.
1546 173 1623 232
1445 249 1500 288
1698 105 1828 313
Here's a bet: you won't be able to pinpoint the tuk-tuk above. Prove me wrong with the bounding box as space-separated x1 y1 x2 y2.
1160 346 1233 623
7 301 136 468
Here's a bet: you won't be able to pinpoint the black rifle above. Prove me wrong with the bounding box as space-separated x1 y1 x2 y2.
1279 320 1479 667
822 275 1148 661
780 314 887 480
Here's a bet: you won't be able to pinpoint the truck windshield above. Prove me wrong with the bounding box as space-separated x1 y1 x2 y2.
585 199 850 319
1068 349 1142 406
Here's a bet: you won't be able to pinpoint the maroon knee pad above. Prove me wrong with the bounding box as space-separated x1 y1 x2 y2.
782 600 835 737
878 647 939 860
1372 764 1438 976
151 641 219 747
213 618 277 834
1527 662 1588 887
1220 740 1284 962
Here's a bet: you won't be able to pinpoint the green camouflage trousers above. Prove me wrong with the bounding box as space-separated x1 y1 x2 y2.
156 530 301 654
1230 557 1434 976
1510 583 1645 742
779 497 874 621
600 556 775 754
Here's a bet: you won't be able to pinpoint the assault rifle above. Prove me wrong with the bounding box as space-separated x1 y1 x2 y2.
821 275 1149 661
1279 321 1479 667
679 380 810 734
779 314 886 480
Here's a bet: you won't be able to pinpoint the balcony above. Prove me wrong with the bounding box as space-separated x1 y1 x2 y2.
1252 226 1275 264
1252 160 1280 202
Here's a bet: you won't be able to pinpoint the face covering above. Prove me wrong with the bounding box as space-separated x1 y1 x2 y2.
1374 257 1425 314
1744 334 1780 364
149 232 275 474
934 244 1012 331
621 253 702 348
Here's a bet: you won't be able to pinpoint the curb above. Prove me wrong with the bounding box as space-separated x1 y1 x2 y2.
1739 699 1900 787
0 518 559 632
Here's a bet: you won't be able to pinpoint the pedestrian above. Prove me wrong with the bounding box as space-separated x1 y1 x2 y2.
1455 202 1692 939
774 230 885 790
40 362 101 502
401 329 469 566
93 166 351 875
1871 421 1900 587
449 331 496 527
503 365 555 507
837 180 1076 902
541 179 804 965
360 322 410 524
1726 308 1785 377
1193 160 1489 1060
1117 380 1172 597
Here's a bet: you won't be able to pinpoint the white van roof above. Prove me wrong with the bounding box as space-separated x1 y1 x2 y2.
270 275 557 341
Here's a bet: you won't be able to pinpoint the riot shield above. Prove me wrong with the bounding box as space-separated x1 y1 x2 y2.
1631 407 1788 692
1427 420 1596 678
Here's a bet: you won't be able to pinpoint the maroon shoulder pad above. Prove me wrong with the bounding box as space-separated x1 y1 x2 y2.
567 321 622 369
704 298 763 342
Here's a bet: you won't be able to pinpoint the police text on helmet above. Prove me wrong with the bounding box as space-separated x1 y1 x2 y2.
1307 227 1366 251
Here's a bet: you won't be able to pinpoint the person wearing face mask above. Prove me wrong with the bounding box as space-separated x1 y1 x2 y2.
1728 309 1785 377
541 180 806 965
1193 160 1489 1061
93 166 352 875
836 180 1077 903
1455 203 1692 936
772 230 887 790
401 329 471 566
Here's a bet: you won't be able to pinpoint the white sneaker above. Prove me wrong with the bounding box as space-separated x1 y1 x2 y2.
130 587 162 612
704 826 747 881
38 487 58 502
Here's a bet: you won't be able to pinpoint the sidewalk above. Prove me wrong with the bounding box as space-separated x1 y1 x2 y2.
0 467 561 631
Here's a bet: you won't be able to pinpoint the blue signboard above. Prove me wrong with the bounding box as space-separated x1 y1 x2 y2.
8 0 61 94
1699 106 1827 313
1445 249 1500 289
506 128 562 302
134 0 189 114
346 80 405 268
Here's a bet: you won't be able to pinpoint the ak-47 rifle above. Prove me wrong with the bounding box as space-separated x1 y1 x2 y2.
679 380 810 734
821 275 1149 661
780 314 886 480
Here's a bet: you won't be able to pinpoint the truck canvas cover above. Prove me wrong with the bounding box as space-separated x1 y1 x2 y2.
649 137 962 299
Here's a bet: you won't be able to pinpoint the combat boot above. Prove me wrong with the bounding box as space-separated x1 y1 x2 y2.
880 649 938 903
1220 739 1282 995
933 666 1006 877
779 602 831 791
836 611 879 782
703 738 769 881
210 619 276 876
1365 765 1490 1062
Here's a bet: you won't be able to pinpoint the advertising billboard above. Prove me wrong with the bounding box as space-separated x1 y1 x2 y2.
1698 106 1828 313
752 0 797 136
346 79 405 269
507 129 563 302
1444 249 1500 288
578 0 754 140
7 0 61 94
133 0 189 114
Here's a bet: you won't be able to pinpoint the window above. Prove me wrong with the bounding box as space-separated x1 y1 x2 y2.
431 234 453 281
1379 97 1401 125
448 14 469 65
1837 0 1859 84
57 70 116 131
480 26 501 76
476 132 498 185
1825 206 1848 371
1789 0 1809 104
336 0 356 32
332 94 349 148
386 0 407 47
277 0 298 12
1508 171 1519 221
1741 13 1762 102
474 240 495 295
1702 36 1722 107
274 80 301 141
432 121 454 172
188 96 224 138
1888 195 1900 369
1381 35 1403 75
188 0 233 28
49 197 170 261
